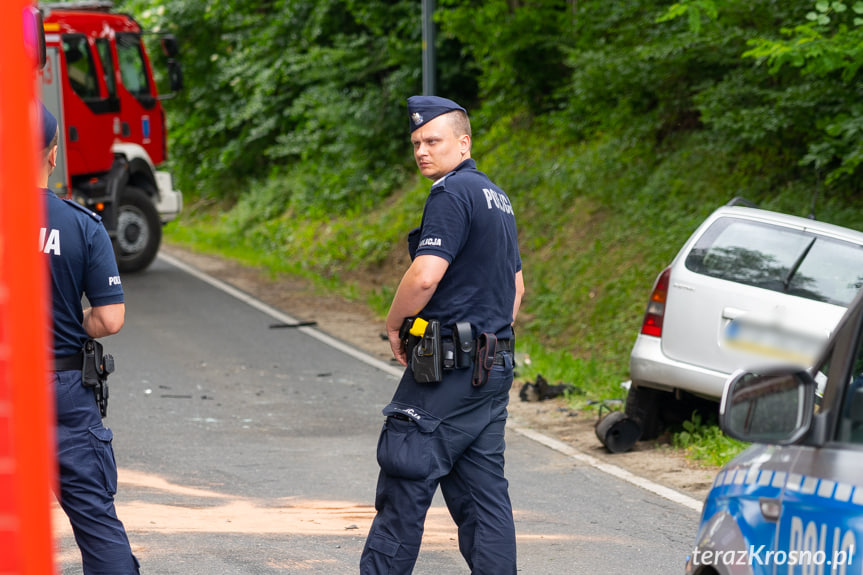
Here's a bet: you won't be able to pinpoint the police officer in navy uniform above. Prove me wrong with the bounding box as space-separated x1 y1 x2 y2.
360 96 525 574
39 103 141 574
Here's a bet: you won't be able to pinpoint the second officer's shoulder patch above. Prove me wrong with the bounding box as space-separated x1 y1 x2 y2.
63 199 102 222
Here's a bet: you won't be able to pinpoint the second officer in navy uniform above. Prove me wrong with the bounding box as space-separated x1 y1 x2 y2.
40 103 140 574
360 96 525 574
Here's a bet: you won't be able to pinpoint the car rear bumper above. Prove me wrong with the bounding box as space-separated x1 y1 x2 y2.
629 334 730 399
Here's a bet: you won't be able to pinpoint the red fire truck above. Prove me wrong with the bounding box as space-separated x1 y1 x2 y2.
40 0 183 272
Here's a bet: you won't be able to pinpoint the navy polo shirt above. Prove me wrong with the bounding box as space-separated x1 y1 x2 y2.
412 159 521 339
42 190 124 357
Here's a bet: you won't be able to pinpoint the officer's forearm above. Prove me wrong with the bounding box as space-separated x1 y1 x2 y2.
385 255 448 333
83 303 125 338
512 270 525 322
385 279 435 335
385 272 437 367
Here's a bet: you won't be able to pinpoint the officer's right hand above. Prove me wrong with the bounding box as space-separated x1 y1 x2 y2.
387 325 407 367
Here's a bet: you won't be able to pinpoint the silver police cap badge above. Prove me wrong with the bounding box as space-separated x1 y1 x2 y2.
411 112 424 126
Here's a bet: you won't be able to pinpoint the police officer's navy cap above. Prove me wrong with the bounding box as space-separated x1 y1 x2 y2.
407 95 466 133
40 101 58 149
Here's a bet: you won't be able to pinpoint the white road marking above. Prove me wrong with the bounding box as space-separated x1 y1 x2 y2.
507 423 703 512
159 252 403 379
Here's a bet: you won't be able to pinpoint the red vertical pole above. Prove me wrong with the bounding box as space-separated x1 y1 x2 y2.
0 2 57 574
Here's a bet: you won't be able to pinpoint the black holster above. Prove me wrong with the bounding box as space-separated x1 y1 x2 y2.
82 338 114 417
399 318 420 361
411 319 443 383
472 333 498 387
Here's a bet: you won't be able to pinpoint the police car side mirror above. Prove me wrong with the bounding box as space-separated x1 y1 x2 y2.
719 367 815 445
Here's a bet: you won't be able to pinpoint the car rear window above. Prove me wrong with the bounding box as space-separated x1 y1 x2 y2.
684 217 863 306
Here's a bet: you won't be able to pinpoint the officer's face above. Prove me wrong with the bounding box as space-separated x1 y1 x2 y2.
411 114 470 181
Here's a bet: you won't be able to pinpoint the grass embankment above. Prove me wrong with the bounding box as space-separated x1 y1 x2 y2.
166 119 860 466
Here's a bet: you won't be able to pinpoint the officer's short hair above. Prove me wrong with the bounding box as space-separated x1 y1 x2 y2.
448 110 472 140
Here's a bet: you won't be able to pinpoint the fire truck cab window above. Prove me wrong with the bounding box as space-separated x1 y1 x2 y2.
95 38 117 99
117 34 153 105
62 35 99 100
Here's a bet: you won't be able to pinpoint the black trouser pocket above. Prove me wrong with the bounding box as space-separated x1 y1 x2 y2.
88 424 118 495
377 405 441 480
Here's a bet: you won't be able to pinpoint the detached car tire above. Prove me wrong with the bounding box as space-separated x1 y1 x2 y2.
114 185 161 273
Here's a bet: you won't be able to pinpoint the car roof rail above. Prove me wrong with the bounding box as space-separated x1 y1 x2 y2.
726 196 759 208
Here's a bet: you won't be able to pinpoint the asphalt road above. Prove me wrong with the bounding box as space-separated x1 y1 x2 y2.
54 254 701 574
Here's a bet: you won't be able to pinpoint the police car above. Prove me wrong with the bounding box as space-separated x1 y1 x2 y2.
686 286 863 575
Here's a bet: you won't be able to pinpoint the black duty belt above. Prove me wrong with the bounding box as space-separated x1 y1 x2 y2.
54 352 83 371
440 337 513 365
495 339 513 352
441 337 512 349
491 338 512 365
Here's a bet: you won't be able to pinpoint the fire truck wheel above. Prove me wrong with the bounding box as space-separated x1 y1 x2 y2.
115 185 162 273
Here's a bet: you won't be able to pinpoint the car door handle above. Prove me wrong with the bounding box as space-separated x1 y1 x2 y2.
722 307 746 321
759 497 782 522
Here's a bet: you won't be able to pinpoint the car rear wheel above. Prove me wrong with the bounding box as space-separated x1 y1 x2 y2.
115 185 161 273
624 384 667 440
626 384 720 441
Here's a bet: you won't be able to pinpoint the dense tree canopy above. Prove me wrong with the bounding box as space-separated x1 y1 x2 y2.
119 0 863 209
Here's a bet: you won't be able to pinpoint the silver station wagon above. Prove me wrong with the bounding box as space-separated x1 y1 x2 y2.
626 200 863 439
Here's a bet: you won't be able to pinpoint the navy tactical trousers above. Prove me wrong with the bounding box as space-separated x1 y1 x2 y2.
53 370 140 575
360 353 517 575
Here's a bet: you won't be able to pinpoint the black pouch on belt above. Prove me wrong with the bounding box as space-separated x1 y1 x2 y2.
453 321 474 369
472 332 497 387
83 338 114 417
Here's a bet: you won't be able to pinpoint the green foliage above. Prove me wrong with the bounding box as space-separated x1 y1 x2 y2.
120 0 863 204
672 412 749 467
436 0 572 116
741 1 863 186
121 0 424 210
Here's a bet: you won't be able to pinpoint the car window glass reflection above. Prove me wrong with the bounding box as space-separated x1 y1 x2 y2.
685 218 863 306
727 372 806 440
837 332 863 444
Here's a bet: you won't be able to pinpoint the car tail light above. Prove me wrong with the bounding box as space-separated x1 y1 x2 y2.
640 267 671 337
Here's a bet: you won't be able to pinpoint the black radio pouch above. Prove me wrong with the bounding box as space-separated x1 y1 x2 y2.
411 319 443 383
83 338 114 417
